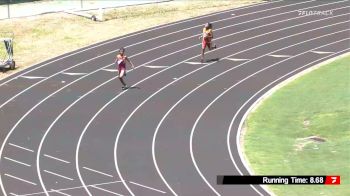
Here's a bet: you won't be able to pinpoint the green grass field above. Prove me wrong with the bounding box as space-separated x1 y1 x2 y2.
244 54 350 196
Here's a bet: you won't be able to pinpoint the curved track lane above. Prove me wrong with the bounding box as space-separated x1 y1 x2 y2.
0 0 349 195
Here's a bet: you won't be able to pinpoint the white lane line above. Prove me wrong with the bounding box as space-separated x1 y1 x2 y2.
43 170 74 181
184 62 208 65
14 181 122 196
8 143 34 152
311 50 335 54
11 9 348 196
19 76 46 80
4 157 31 167
0 0 285 114
144 65 168 69
51 189 71 196
225 58 250 62
153 31 349 196
43 154 70 164
116 18 350 196
9 193 19 196
71 6 344 195
230 49 349 196
82 167 113 178
129 181 166 194
190 39 349 196
4 174 37 186
2 0 273 86
4 5 305 191
62 72 87 76
90 185 124 196
102 69 118 72
0 0 330 126
67 12 347 196
0 3 342 196
268 54 293 58
0 0 337 114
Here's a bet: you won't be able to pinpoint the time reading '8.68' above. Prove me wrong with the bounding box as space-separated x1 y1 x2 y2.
310 177 324 184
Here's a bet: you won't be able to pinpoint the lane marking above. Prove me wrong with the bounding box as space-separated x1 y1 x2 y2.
62 72 87 76
1 0 276 87
184 62 208 65
24 11 350 196
225 58 250 62
43 170 74 181
114 20 350 196
50 189 71 196
154 30 350 196
83 13 350 196
4 174 37 186
9 193 18 196
144 65 168 69
230 49 349 196
268 54 293 58
189 39 350 196
0 0 339 115
43 154 70 164
311 50 335 54
129 181 166 194
0 3 344 196
0 0 344 194
4 157 31 167
8 143 34 152
19 76 46 80
82 167 113 178
0 0 338 115
13 7 340 196
102 69 118 72
13 180 122 196
90 185 124 196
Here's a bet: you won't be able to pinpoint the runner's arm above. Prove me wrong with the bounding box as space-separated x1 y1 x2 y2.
125 56 135 69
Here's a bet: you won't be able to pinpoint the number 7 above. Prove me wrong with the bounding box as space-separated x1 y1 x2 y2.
331 177 337 183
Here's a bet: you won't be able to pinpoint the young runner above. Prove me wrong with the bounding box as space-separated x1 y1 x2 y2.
200 22 216 63
114 47 135 90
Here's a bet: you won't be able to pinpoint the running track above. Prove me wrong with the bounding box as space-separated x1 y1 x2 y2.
0 0 349 195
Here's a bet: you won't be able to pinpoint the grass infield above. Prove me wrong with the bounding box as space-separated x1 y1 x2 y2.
243 54 350 196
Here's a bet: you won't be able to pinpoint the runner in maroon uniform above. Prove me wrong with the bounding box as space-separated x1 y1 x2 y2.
200 23 216 63
115 48 135 90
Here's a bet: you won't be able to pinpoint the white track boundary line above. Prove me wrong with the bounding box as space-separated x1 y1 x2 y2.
0 2 344 196
0 0 315 111
43 154 70 164
7 9 293 196
43 170 74 181
230 49 349 196
10 11 350 196
83 167 113 178
4 174 37 186
154 34 349 195
0 0 278 86
4 157 31 167
64 13 350 196
114 20 350 196
28 4 341 196
129 181 166 194
189 38 349 196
